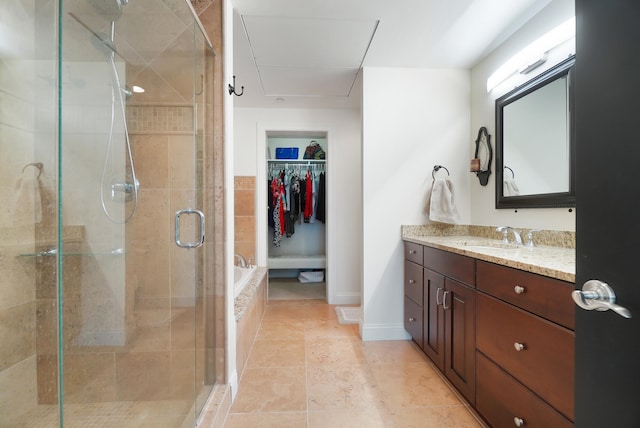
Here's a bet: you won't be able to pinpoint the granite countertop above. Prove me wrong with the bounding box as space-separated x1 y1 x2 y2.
402 227 575 283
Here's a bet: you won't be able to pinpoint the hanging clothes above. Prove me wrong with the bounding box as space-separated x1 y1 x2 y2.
268 162 326 246
315 172 326 223
271 174 286 246
303 170 313 223
285 172 301 237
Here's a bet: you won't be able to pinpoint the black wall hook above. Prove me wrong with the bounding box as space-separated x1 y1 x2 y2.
228 75 244 96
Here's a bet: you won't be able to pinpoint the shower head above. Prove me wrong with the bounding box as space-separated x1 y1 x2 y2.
88 0 124 22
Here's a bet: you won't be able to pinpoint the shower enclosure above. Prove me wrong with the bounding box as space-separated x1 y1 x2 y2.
0 0 219 426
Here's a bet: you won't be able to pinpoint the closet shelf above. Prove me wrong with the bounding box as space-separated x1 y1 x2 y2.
267 159 325 163
268 255 326 269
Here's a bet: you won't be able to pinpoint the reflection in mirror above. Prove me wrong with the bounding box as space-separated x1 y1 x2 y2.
496 55 575 208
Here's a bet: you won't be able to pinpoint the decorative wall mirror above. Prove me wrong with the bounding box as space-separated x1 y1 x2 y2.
495 55 575 208
472 126 492 186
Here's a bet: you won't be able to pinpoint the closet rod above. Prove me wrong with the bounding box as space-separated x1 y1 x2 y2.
268 159 325 164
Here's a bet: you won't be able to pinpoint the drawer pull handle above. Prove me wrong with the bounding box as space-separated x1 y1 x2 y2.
514 285 525 294
436 287 443 306
514 417 525 427
409 279 416 284
409 250 416 254
408 317 416 322
514 342 525 352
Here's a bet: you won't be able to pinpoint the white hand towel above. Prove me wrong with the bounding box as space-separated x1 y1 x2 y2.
503 178 520 196
423 178 459 224
11 174 43 225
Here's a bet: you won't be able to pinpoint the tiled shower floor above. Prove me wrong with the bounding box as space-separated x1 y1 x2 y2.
10 400 195 428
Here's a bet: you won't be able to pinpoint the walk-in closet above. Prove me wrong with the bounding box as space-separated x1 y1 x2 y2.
266 135 327 300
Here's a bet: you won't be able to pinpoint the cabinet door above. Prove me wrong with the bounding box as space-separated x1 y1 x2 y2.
444 278 476 405
423 268 445 370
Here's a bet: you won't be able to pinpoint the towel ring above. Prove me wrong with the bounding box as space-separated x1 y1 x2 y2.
432 165 450 179
22 162 43 179
504 166 515 179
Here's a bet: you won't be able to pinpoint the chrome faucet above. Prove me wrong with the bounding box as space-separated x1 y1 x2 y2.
496 226 522 245
234 254 247 268
525 229 541 247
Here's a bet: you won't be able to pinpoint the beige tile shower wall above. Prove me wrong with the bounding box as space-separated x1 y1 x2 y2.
197 0 227 386
127 106 194 134
0 50 48 424
234 177 256 263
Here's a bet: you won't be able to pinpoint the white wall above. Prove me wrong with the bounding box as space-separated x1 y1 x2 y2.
469 0 576 231
234 107 362 304
361 67 471 341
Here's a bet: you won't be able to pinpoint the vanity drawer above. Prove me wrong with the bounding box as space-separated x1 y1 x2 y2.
404 296 423 346
476 260 574 329
476 352 573 428
404 260 423 304
423 246 475 286
476 293 574 420
404 242 423 265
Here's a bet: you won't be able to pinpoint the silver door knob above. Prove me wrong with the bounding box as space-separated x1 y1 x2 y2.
513 342 525 351
514 417 524 427
514 285 525 294
572 280 631 319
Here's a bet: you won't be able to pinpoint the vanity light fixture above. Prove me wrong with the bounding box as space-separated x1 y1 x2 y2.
486 17 575 93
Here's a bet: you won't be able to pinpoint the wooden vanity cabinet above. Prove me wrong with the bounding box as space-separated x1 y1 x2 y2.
404 243 476 405
403 241 576 427
403 242 424 346
476 260 575 426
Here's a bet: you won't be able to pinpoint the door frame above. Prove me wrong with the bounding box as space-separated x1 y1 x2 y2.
256 122 336 303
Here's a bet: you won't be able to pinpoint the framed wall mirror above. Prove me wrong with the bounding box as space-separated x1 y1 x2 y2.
495 55 575 208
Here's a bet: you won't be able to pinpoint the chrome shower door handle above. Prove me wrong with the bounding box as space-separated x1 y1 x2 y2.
175 209 205 249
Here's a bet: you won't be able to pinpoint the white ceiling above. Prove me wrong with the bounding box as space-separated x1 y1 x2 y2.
231 0 553 109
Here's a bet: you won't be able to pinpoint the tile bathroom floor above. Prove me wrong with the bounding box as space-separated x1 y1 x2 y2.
222 299 486 427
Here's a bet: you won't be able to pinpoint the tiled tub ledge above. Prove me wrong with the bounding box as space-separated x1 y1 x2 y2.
234 267 268 321
402 224 575 283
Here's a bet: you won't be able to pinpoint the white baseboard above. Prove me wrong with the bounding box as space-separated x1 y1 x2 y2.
329 291 360 305
361 323 411 341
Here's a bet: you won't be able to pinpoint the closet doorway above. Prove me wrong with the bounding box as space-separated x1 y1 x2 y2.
264 131 328 302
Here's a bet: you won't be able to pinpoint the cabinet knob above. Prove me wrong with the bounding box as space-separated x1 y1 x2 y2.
408 317 415 322
409 250 416 254
514 342 526 352
514 285 525 294
514 417 525 427
408 279 415 284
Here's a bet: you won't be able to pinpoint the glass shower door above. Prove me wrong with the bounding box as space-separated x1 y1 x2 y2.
57 1 215 426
